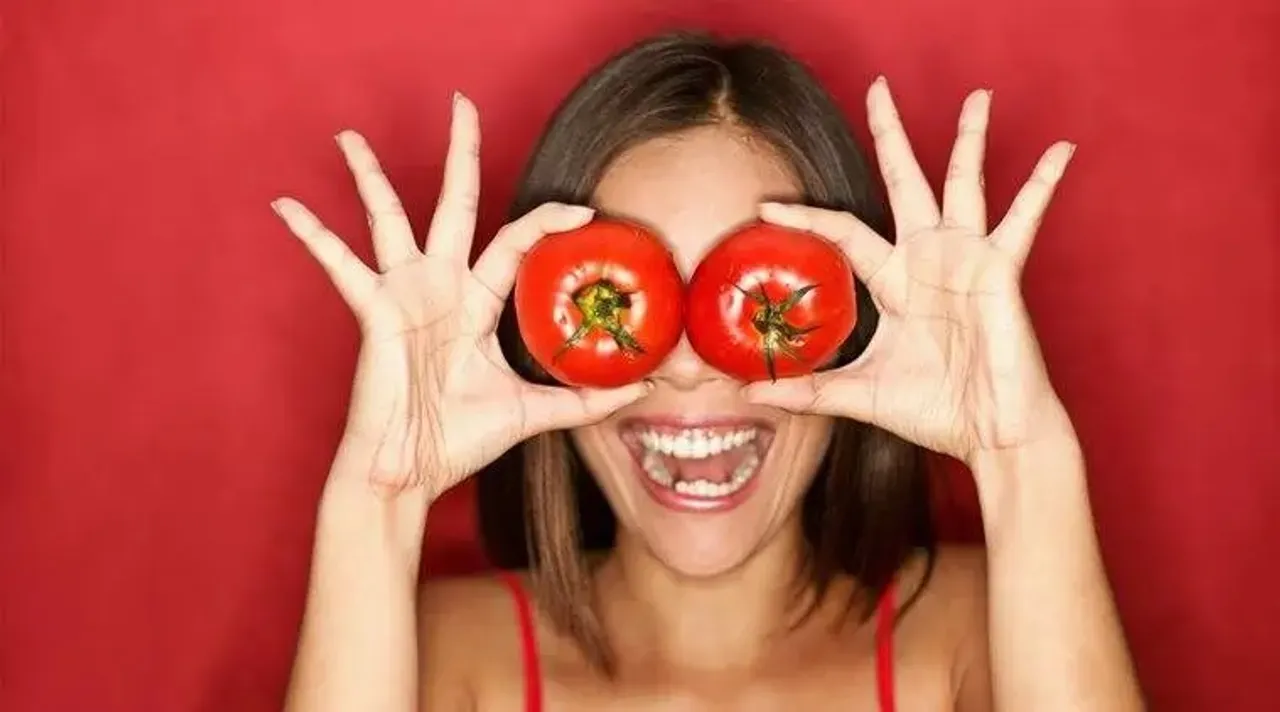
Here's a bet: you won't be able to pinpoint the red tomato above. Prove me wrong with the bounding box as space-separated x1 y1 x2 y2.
686 222 857 382
513 219 685 388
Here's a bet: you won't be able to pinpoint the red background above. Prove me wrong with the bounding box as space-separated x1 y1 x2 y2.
1 1 1276 710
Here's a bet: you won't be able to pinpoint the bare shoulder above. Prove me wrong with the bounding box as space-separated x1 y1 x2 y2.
894 545 989 645
418 574 528 711
898 544 986 601
922 544 987 600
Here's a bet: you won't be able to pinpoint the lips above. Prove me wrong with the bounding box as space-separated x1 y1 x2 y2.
618 417 775 513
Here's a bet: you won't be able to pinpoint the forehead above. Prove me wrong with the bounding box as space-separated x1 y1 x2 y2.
592 126 803 277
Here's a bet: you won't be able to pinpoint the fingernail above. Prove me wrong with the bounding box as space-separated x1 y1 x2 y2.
269 199 285 216
873 74 887 86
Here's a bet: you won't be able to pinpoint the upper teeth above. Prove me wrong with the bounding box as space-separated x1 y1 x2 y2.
639 427 757 459
636 426 763 499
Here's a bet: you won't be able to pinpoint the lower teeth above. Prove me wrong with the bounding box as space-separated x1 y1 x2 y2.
641 448 760 498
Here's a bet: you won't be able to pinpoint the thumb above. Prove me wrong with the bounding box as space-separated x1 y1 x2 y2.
740 374 822 413
521 379 653 435
742 371 877 422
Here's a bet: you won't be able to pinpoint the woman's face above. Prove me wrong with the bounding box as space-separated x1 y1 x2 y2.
569 125 834 577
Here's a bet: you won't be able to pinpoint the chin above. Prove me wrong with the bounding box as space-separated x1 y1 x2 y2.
571 410 832 579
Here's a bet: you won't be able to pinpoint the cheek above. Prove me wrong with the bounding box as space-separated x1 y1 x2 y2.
776 415 836 490
568 426 624 491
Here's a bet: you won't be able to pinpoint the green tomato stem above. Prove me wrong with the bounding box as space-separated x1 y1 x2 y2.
738 283 821 382
554 280 644 361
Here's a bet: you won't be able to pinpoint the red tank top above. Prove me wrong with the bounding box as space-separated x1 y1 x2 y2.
496 571 898 711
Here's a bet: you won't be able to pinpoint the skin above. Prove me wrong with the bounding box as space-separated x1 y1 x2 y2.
275 80 1145 712
571 125 832 581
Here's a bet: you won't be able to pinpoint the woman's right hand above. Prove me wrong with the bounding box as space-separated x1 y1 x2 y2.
271 94 650 501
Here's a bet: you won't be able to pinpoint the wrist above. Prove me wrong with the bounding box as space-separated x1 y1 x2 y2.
970 424 1091 545
315 481 431 579
318 441 435 568
966 393 1078 479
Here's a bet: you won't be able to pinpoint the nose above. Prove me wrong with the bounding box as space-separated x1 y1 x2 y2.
649 333 725 391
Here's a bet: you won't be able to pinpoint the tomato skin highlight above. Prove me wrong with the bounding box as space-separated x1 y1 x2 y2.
513 219 685 388
685 222 857 382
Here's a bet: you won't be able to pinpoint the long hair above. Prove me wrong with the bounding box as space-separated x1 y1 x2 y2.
476 30 935 673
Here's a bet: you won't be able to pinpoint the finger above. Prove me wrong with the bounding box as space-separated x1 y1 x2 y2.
741 370 878 423
423 92 481 262
992 141 1076 266
336 130 420 272
758 202 893 287
941 89 992 232
866 77 941 236
520 380 653 436
272 197 378 312
464 202 596 330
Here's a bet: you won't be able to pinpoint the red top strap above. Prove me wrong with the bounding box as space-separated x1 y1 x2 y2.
875 578 898 712
496 571 544 712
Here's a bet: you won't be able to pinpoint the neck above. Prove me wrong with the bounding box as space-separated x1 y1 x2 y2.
595 517 823 672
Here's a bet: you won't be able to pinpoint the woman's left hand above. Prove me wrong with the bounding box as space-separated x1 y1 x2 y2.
742 78 1076 466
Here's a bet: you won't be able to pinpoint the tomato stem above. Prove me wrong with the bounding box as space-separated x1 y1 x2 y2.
737 283 821 382
554 280 645 362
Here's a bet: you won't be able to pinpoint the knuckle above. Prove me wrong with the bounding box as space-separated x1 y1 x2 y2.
882 166 905 191
1036 151 1070 182
869 120 897 140
945 161 970 182
1037 161 1066 182
826 211 861 236
338 250 365 279
490 221 519 246
1026 174 1057 194
355 149 383 174
369 205 407 229
535 201 572 216
439 188 478 213
522 202 576 230
310 228 339 251
292 211 319 231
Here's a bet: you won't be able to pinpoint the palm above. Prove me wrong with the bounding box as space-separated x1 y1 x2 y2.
273 96 647 497
748 81 1075 464
342 260 524 490
850 229 1044 458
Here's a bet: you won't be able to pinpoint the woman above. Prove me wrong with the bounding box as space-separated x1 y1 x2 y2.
273 32 1144 711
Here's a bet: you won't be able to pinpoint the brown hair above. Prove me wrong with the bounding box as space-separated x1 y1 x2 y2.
477 30 935 672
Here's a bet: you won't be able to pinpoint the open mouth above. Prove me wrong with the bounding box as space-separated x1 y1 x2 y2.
618 418 775 512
